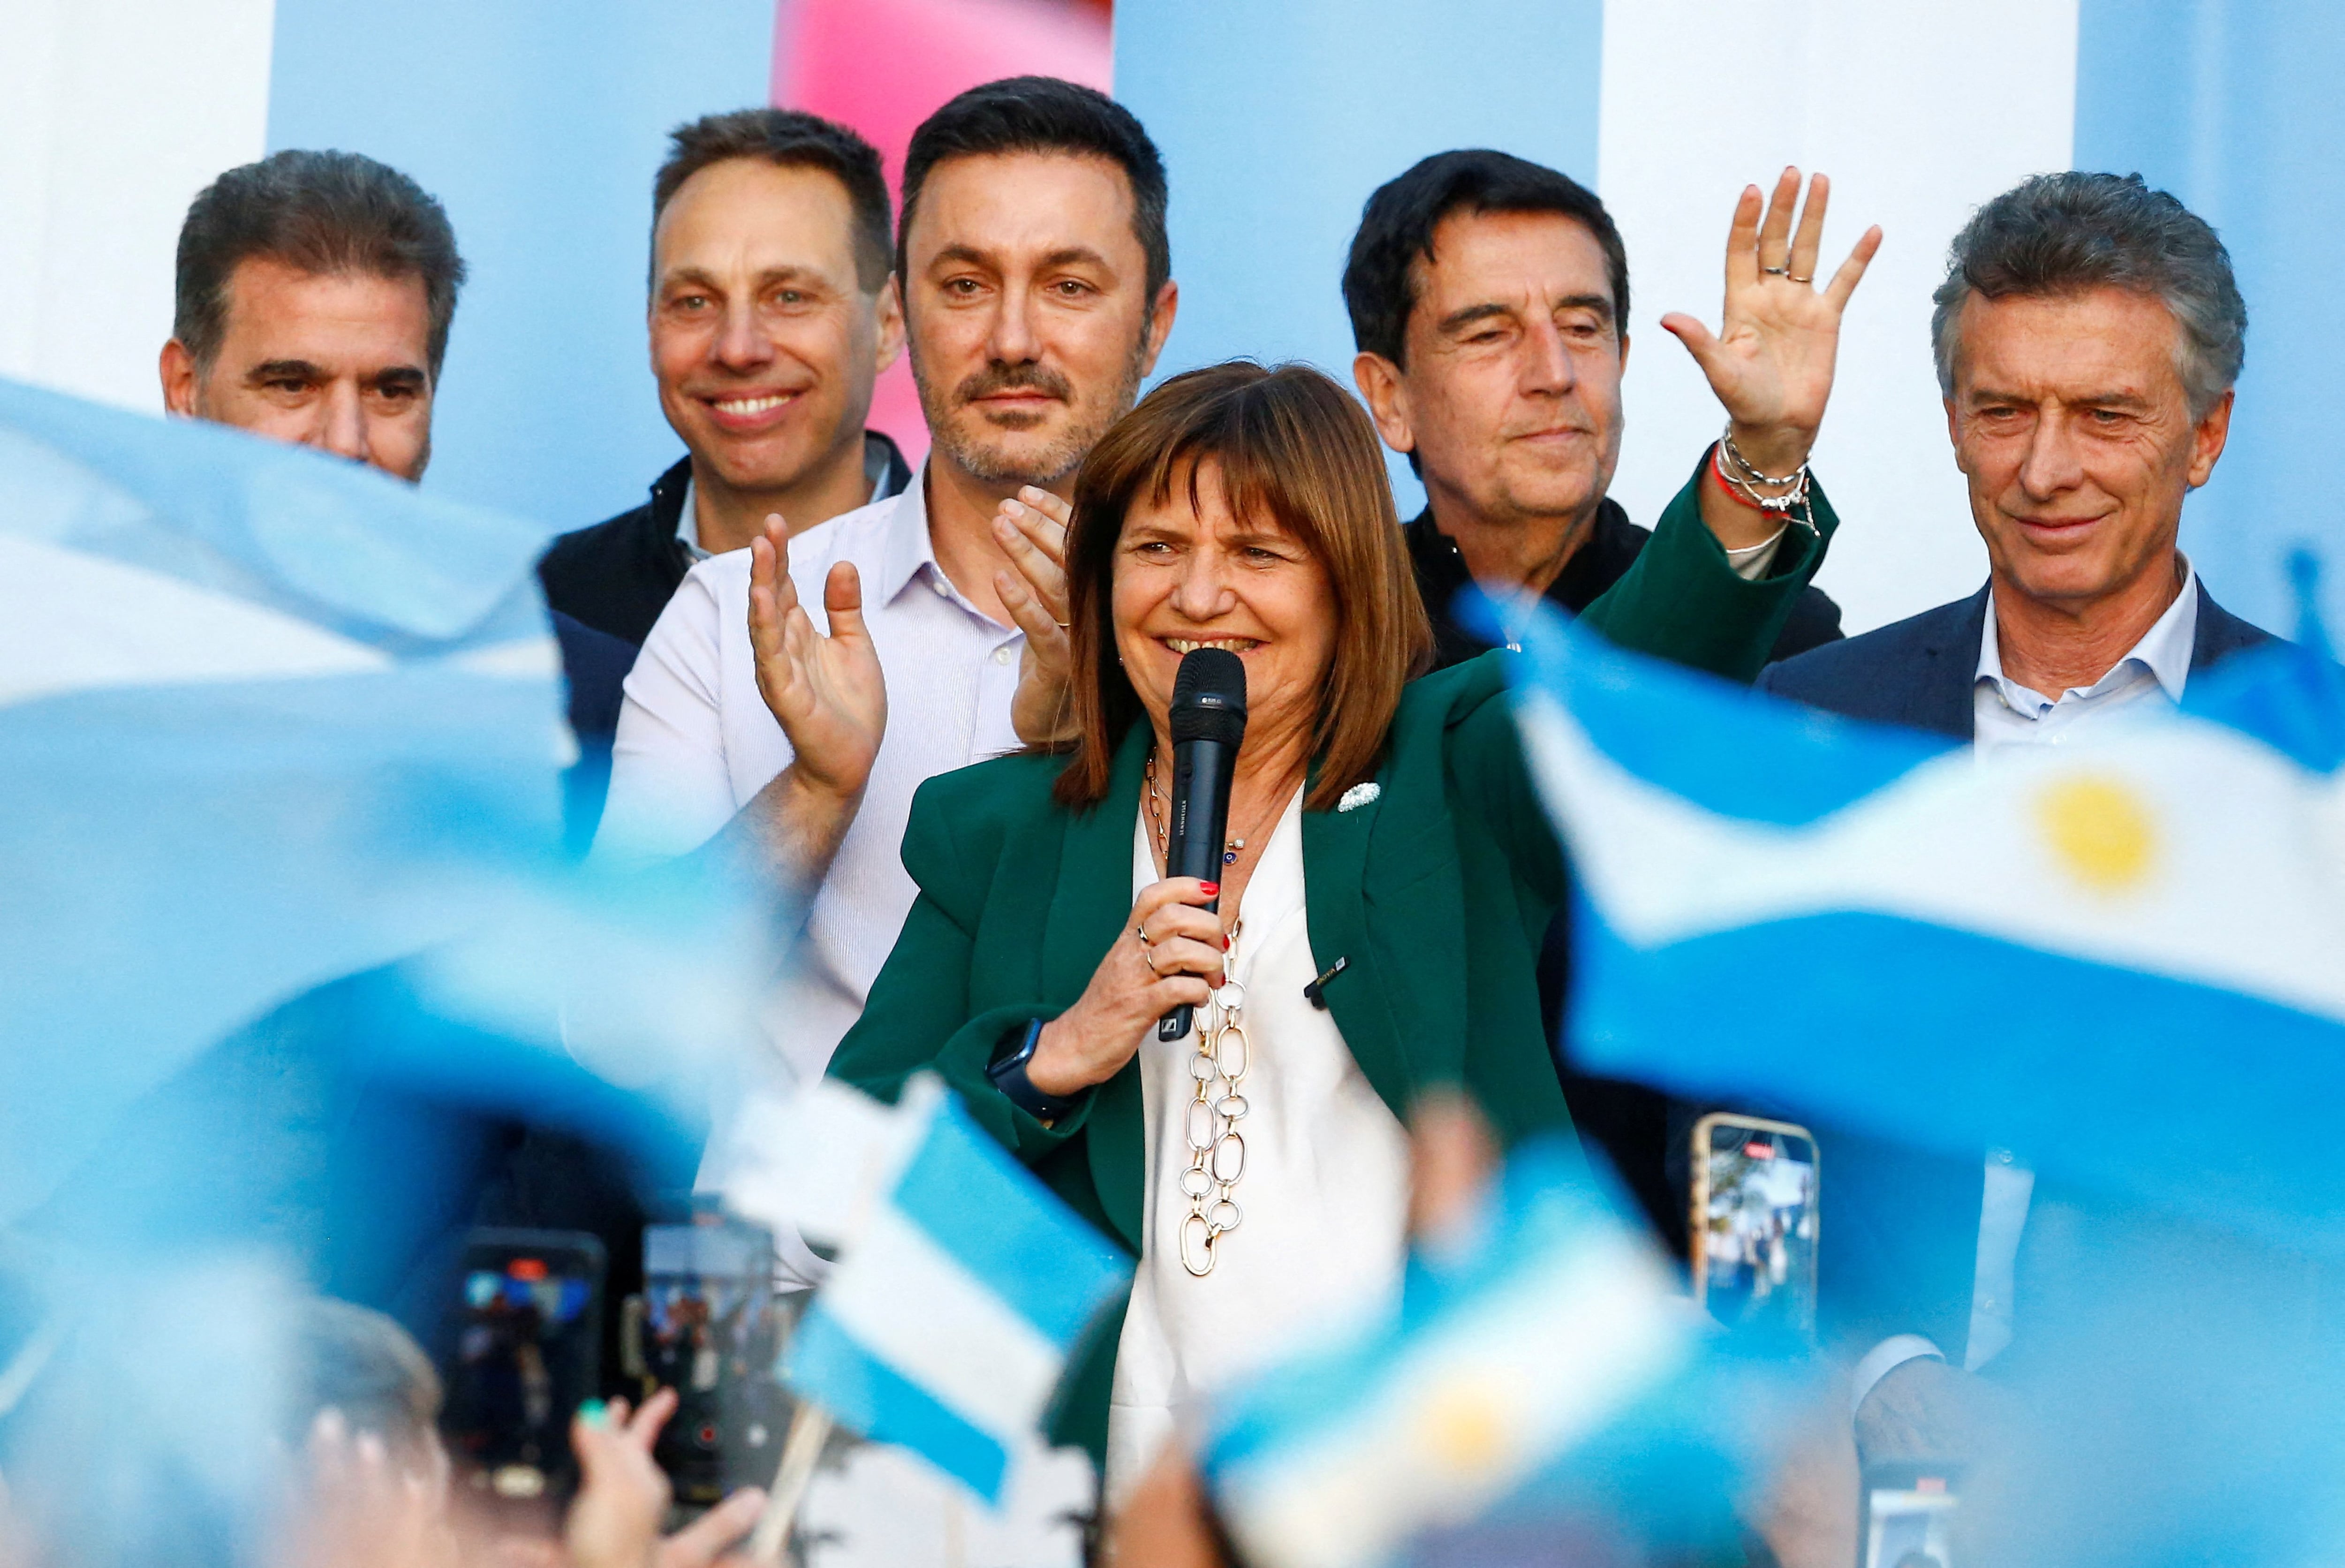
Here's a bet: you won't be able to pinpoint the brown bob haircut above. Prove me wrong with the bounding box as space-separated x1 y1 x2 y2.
1051 360 1433 812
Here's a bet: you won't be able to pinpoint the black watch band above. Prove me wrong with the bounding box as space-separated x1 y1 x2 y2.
986 1017 1078 1122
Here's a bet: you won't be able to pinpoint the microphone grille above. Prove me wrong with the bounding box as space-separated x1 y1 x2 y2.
1169 647 1248 744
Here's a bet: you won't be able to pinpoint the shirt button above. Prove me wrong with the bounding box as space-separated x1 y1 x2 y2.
992 646 1012 666
931 577 951 598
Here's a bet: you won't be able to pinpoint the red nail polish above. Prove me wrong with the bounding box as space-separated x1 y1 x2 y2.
1222 935 1231 950
1199 881 1220 896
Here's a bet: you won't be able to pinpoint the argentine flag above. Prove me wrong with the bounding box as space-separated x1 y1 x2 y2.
1203 1139 1800 1568
777 1077 1130 1503
0 378 771 1228
1505 606 2345 1249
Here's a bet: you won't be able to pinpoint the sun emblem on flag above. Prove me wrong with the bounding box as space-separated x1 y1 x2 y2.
2035 774 2157 893
1416 1379 1513 1479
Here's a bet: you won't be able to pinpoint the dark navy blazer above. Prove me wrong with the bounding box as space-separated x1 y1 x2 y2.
1752 580 2277 1364
1757 579 2274 740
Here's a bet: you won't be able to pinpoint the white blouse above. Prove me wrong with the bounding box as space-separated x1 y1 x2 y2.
1103 788 1413 1507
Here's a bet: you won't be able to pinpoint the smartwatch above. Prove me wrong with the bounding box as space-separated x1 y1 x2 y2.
986 1017 1079 1122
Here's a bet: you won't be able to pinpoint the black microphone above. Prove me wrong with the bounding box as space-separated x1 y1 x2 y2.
1158 647 1248 1042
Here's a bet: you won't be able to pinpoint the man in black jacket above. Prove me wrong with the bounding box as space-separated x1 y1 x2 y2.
539 109 913 654
1344 151 1849 676
1340 151 1867 1257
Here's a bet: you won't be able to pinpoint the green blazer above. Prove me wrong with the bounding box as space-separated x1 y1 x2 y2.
826 465 1836 1464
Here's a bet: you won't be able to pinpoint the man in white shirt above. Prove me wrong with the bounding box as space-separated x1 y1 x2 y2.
597 77 1177 1259
1759 171 2275 1464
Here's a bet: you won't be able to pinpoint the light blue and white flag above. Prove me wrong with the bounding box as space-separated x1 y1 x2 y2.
0 378 766 1225
1203 1138 1800 1568
1505 604 2345 1249
774 1076 1130 1504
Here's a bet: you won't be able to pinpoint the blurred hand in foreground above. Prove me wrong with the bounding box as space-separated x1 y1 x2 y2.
277 1409 460 1568
566 1389 767 1568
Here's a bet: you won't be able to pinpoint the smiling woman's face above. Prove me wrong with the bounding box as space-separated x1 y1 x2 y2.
1112 458 1338 763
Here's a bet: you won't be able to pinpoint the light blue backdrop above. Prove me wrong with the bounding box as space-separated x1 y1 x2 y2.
1114 0 1605 520
2073 0 2340 639
266 0 776 535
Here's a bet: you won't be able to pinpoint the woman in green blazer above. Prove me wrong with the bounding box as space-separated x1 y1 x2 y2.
827 362 1832 1498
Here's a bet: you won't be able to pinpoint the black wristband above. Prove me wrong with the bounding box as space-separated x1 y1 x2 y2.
985 1017 1078 1122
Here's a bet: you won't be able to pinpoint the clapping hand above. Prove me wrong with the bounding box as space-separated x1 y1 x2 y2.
748 515 886 807
991 486 1080 747
1661 168 1882 482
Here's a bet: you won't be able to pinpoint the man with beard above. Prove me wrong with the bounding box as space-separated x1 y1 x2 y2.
596 77 1175 1256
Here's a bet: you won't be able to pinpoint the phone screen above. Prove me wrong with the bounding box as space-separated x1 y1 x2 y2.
1862 1468 1958 1568
1693 1115 1819 1338
638 1219 784 1505
441 1229 605 1503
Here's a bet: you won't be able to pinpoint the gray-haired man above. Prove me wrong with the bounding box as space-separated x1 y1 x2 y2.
1759 172 2277 1465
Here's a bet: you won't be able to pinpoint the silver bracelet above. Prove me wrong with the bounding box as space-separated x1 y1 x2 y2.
1717 424 1818 530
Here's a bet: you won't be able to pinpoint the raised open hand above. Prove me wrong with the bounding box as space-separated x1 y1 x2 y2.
748 514 886 806
1660 168 1882 477
991 485 1079 747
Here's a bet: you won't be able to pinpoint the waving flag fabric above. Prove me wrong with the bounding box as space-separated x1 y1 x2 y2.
0 379 566 1225
1203 1139 1799 1568
777 1077 1130 1504
1505 605 2345 1250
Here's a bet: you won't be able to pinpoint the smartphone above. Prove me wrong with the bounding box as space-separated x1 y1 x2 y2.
1688 1112 1819 1339
439 1227 606 1506
622 1216 787 1508
1861 1463 1959 1568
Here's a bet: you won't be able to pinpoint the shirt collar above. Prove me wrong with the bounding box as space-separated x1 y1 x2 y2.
873 462 942 605
675 435 901 564
1977 556 2201 706
676 477 711 564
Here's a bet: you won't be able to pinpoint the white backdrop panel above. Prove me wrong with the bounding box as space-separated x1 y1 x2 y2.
0 0 276 414
1598 0 2079 635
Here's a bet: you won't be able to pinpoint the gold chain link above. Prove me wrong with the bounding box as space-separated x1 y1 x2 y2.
1178 935 1248 1277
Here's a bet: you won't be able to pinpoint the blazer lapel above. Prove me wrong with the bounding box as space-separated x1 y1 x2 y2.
1912 586 1991 742
2189 582 2275 672
1050 726 1151 1254
1301 756 1460 1128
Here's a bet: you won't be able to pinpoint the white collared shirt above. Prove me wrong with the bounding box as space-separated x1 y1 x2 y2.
598 468 1026 1217
1972 560 2200 755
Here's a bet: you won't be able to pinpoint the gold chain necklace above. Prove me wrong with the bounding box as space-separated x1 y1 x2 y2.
1179 931 1249 1276
1143 748 1295 1277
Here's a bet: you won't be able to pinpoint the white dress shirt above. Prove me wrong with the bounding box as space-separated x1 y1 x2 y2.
1854 563 2201 1407
673 433 900 565
1105 789 1413 1508
597 469 1027 1244
1971 559 2199 755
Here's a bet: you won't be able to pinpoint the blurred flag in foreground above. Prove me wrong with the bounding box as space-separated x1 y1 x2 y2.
0 379 771 1568
0 377 560 1222
774 1077 1130 1503
1505 605 2345 1251
1202 1139 1801 1568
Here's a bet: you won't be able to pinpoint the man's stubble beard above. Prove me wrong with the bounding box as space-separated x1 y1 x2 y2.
910 328 1151 490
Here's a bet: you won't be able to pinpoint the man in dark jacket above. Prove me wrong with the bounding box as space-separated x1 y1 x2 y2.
1760 171 2272 1471
1343 151 1851 676
1341 151 1871 1257
539 109 913 654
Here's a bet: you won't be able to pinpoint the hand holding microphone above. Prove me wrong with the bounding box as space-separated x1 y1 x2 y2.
1019 649 1250 1099
1155 648 1248 1039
